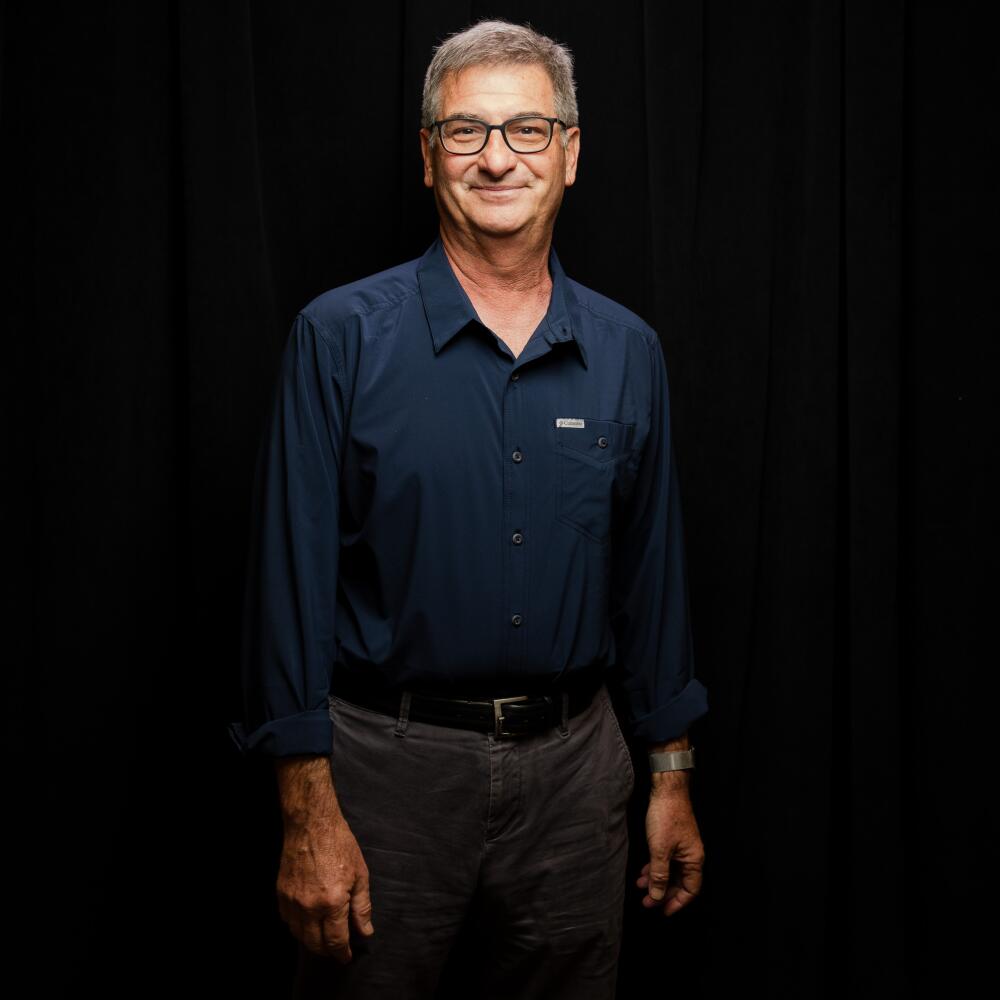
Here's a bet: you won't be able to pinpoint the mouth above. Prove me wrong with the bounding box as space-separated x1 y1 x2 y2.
472 186 523 197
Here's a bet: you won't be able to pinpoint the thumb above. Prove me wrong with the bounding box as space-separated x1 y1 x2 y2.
647 852 671 902
351 876 375 936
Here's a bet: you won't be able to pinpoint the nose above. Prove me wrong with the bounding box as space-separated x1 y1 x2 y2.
476 127 518 174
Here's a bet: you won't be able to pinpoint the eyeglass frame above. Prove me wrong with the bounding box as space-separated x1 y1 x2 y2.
428 115 571 155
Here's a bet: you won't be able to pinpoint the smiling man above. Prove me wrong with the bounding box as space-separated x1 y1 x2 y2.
230 17 709 1000
418 59 580 358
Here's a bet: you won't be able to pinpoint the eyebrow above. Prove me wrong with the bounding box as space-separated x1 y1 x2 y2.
442 109 551 120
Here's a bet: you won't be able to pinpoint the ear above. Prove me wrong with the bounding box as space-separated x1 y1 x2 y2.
419 128 434 188
563 126 581 187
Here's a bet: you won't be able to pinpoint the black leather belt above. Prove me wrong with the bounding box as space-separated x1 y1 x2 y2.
328 667 606 738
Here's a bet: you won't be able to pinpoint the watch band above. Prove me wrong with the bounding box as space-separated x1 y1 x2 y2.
648 747 696 772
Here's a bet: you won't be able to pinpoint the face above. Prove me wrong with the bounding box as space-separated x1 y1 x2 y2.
419 63 581 243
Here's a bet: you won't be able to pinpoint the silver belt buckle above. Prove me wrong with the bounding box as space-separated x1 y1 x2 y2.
492 695 530 738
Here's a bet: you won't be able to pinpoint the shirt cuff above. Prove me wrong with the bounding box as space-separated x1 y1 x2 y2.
628 678 709 744
227 709 333 758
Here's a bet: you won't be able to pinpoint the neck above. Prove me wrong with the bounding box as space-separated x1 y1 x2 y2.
439 226 553 298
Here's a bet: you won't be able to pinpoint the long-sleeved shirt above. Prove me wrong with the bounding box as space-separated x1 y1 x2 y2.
228 234 708 758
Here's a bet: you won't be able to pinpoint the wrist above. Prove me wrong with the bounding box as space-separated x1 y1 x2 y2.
274 755 342 827
650 769 691 795
646 731 695 787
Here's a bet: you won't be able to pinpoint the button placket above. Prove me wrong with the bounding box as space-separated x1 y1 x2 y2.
502 367 528 670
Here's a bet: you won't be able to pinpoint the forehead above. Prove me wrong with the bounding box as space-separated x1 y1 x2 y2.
438 63 555 117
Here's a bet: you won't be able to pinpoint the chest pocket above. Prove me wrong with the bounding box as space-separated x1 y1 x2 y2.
555 417 636 543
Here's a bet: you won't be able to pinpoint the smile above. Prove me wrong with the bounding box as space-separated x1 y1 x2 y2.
472 186 523 198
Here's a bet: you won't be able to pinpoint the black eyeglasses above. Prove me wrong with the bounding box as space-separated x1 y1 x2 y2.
429 115 569 154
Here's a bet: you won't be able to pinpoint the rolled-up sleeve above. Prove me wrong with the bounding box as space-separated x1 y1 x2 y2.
228 310 346 758
609 330 709 745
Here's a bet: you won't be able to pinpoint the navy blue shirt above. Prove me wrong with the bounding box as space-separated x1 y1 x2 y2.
228 235 708 758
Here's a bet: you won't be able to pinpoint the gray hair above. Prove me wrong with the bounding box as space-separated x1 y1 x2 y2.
421 19 579 151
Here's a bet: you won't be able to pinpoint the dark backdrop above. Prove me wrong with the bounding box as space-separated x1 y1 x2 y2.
3 1 994 997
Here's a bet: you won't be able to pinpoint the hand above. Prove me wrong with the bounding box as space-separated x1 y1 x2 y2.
276 812 375 962
635 788 704 915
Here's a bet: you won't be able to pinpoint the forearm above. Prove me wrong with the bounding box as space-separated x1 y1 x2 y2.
646 729 692 795
274 755 345 828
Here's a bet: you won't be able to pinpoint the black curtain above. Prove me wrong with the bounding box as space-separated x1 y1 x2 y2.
4 1 993 996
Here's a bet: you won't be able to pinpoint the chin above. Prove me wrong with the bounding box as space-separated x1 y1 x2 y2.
467 211 530 234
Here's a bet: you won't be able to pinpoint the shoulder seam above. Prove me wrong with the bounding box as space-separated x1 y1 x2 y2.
295 310 346 381
304 284 421 327
573 294 654 341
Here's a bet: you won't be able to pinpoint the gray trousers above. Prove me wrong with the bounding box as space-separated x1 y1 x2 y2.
292 680 635 999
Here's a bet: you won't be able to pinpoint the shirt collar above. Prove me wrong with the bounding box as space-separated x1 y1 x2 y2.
416 234 589 369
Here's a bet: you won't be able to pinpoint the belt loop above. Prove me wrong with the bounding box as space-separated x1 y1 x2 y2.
394 690 412 737
558 690 570 739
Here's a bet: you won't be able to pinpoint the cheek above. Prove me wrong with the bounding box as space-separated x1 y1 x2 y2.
441 164 472 186
435 169 462 192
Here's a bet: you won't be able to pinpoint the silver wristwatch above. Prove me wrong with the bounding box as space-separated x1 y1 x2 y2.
648 747 696 772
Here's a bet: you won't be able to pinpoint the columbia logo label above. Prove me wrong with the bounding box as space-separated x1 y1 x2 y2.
555 418 586 428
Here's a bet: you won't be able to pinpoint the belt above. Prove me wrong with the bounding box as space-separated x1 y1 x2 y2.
328 667 606 738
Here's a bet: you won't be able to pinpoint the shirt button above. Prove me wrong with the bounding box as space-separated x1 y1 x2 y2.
597 436 609 448
511 372 520 381
512 450 523 463
512 531 523 545
511 614 523 627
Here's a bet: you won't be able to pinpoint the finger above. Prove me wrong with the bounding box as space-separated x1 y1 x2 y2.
320 922 352 964
300 913 330 957
646 857 671 902
681 861 703 898
635 862 650 887
350 872 375 937
284 906 306 945
667 860 703 910
321 901 354 965
661 883 698 916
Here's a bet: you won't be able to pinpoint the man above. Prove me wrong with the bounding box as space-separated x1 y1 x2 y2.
229 18 709 1000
